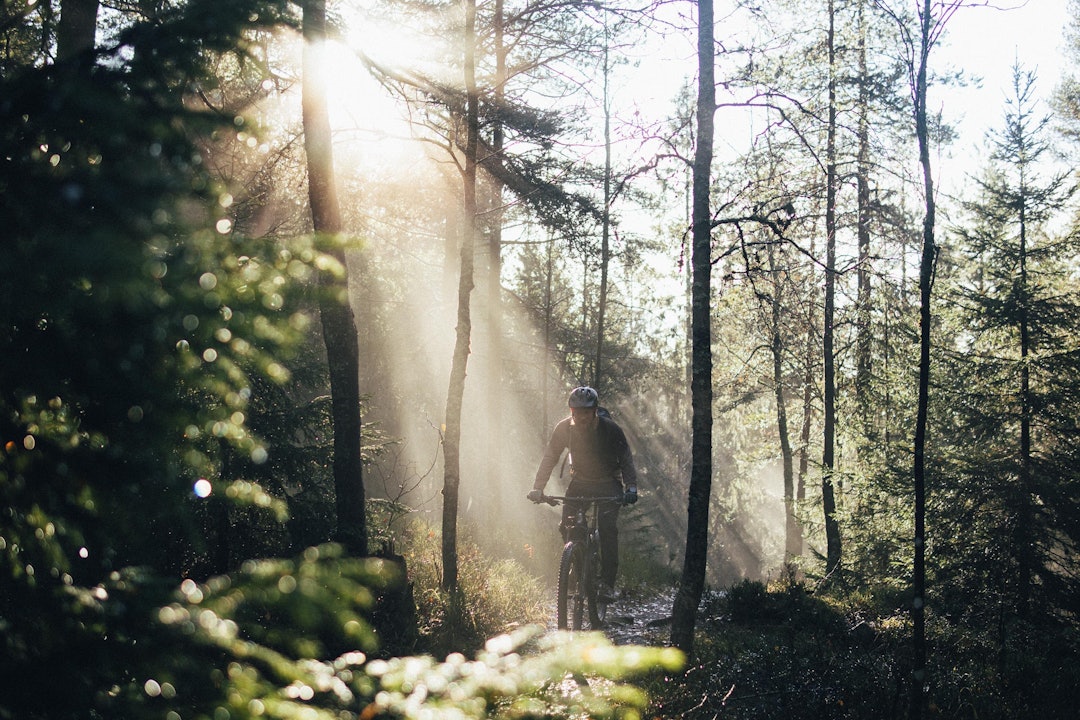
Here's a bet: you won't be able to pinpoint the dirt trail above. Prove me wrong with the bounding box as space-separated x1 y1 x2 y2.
543 589 677 646
602 588 676 645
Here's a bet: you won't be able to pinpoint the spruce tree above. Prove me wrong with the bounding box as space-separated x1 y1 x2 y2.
941 62 1080 656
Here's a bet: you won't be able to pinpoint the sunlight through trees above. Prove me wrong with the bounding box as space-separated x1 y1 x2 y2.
2 0 1079 718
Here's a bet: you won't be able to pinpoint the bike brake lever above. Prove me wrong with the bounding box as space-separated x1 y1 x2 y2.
543 496 559 506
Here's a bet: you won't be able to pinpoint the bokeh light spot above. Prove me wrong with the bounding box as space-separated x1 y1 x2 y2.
277 574 297 594
180 579 203 604
194 479 213 498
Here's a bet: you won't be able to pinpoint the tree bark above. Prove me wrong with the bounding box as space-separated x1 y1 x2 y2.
855 0 873 424
483 0 507 521
821 0 842 578
796 317 812 556
541 236 555 439
769 248 799 562
441 0 479 593
671 0 715 657
1017 190 1033 612
593 23 613 392
57 0 98 62
302 0 367 556
910 0 938 715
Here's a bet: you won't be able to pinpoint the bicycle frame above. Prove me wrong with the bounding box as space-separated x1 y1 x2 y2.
537 494 622 630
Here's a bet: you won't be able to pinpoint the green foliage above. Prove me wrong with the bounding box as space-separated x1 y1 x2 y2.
932 63 1080 637
926 608 1080 720
368 628 684 720
722 577 838 628
646 580 904 720
645 577 1079 720
614 533 679 592
4 542 681 720
1 3 318 716
0 3 684 718
94 545 388 720
403 521 552 657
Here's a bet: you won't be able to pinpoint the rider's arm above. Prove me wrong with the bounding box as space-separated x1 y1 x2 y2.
532 418 570 491
614 425 638 492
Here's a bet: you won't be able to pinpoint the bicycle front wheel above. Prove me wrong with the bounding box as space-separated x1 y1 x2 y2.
587 537 606 629
557 542 587 630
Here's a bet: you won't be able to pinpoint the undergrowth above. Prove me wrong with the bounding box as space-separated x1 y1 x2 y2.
399 519 551 657
641 573 1080 720
379 519 1080 719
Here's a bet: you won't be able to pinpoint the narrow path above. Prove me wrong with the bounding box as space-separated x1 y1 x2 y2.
602 588 675 646
542 588 676 646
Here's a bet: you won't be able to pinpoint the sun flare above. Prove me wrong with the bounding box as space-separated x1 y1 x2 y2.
304 1 454 172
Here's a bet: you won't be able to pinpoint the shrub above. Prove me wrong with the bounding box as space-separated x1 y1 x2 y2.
400 519 552 656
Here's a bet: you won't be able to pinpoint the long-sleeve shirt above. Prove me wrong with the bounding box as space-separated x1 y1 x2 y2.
532 413 638 492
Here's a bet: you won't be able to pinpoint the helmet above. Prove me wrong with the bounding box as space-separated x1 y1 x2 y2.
568 386 599 409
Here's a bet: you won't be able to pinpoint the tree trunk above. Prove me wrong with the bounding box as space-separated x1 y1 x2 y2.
797 318 812 556
671 0 715 657
855 0 873 425
795 240 816 560
541 236 554 439
593 23 613 393
57 0 98 62
821 0 842 577
483 0 507 520
302 0 367 556
441 0 480 593
1017 201 1033 612
769 248 799 562
910 0 937 715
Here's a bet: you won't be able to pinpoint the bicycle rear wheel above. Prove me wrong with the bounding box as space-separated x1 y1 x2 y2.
557 542 586 630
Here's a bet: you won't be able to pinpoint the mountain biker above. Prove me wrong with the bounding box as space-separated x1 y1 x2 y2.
528 386 639 601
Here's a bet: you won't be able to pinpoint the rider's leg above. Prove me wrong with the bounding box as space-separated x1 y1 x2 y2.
597 501 620 587
560 497 582 541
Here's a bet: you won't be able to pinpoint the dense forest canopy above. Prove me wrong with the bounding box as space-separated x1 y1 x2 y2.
2 0 1079 718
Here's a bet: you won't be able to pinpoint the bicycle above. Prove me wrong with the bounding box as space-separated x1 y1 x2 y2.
533 494 624 631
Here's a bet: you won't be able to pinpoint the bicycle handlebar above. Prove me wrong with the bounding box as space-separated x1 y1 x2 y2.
534 493 626 507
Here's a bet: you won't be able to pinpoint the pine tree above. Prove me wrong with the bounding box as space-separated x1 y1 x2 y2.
941 63 1080 638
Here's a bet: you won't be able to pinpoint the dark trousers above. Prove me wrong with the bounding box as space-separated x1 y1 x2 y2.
561 481 621 587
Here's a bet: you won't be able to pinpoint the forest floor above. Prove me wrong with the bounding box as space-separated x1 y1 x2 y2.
542 581 1080 720
537 587 678 645
600 588 677 646
540 583 909 720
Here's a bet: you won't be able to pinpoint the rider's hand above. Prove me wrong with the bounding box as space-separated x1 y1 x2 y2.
527 489 544 503
623 487 638 505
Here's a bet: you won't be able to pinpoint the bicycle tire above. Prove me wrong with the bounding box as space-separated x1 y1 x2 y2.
586 534 606 629
557 542 587 630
